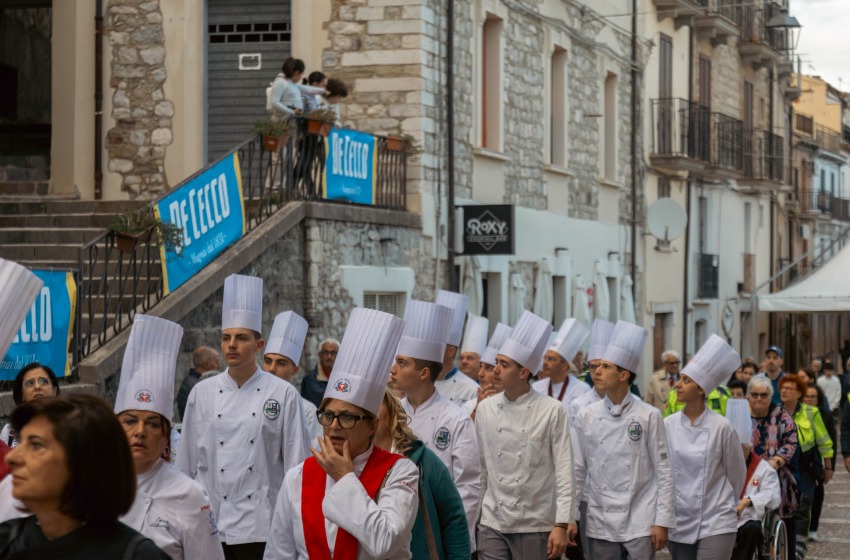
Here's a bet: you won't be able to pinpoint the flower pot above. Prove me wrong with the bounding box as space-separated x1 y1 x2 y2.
385 136 405 152
306 119 333 137
263 134 287 152
114 227 153 253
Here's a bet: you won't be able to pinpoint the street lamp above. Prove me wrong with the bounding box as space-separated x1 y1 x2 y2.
766 7 801 55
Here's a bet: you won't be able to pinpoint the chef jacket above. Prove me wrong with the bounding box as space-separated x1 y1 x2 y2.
738 454 781 527
664 409 746 544
121 458 225 560
402 390 481 547
176 367 311 544
533 375 591 417
572 394 675 542
263 445 420 559
434 369 478 406
566 388 604 502
476 389 573 533
0 476 24 523
302 397 323 442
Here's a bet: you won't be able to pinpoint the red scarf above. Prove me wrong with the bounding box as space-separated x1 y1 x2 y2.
740 452 763 499
302 446 404 560
548 377 569 401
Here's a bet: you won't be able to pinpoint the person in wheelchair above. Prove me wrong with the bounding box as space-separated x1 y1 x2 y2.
727 399 781 560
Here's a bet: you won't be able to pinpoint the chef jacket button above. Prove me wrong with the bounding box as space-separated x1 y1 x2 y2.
218 414 221 418
257 388 261 392
221 468 224 472
223 495 227 500
252 413 256 417
249 467 253 471
219 390 223 394
498 452 502 457
220 441 224 446
497 428 502 432
250 439 254 444
248 494 252 499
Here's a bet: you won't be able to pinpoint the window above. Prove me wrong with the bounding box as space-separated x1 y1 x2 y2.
658 177 671 198
363 292 404 316
481 14 503 150
549 47 568 166
603 72 618 180
744 202 752 254
659 34 672 100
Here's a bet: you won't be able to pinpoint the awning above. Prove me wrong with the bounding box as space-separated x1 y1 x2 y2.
758 244 850 312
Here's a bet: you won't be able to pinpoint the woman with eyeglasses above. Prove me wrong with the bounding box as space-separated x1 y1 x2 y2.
264 308 418 560
803 384 835 542
777 374 833 557
1 363 60 448
747 375 799 559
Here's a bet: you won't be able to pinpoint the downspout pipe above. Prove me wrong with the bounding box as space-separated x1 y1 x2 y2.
630 0 638 303
682 24 695 356
95 0 103 199
446 0 457 291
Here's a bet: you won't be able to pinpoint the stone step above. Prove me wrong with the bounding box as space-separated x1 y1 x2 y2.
0 243 93 260
0 199 142 216
0 227 105 244
1 213 118 228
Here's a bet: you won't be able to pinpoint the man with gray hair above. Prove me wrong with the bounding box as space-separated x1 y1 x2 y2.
300 337 339 408
646 349 681 411
177 345 221 420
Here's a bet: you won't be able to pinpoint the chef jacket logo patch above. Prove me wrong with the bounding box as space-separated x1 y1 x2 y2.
434 427 451 450
628 421 643 441
135 390 154 404
263 399 281 420
334 379 351 393
752 477 760 487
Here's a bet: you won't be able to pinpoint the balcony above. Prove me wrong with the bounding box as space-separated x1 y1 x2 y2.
740 129 784 190
704 112 744 179
815 124 843 156
794 113 818 149
652 0 705 24
737 3 785 69
650 98 711 175
698 253 719 299
693 0 739 42
797 189 832 217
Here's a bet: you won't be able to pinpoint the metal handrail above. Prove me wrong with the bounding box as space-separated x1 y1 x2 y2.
72 122 408 371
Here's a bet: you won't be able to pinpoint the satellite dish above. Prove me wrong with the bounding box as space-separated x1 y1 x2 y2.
647 198 687 249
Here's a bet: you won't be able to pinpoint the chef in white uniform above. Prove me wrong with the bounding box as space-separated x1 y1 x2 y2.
392 300 482 549
177 274 311 559
462 323 512 419
665 334 746 560
570 320 675 560
457 314 488 381
262 311 322 441
264 307 419 560
116 314 225 560
476 310 574 560
727 399 781 560
433 291 479 406
533 318 590 414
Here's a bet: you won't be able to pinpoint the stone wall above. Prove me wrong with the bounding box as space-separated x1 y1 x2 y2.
105 0 173 199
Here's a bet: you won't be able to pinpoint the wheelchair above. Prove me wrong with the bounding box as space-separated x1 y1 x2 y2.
757 508 788 560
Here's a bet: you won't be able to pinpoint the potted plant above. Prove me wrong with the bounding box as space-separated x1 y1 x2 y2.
110 207 184 254
254 118 296 152
304 107 337 137
385 135 405 152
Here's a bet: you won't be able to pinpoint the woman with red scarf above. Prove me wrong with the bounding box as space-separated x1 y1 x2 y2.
264 309 419 560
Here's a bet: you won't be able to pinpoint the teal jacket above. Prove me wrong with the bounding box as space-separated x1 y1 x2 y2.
405 440 470 560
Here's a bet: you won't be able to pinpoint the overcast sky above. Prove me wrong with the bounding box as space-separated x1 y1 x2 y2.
793 0 850 90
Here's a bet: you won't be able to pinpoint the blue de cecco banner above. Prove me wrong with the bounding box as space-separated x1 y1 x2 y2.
0 270 76 381
323 128 377 205
154 152 246 295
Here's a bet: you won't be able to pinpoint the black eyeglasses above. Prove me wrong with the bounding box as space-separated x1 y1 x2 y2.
23 377 51 389
665 361 681 366
316 410 372 429
320 350 338 357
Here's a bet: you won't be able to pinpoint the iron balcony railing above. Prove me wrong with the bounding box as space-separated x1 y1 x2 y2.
797 189 832 215
713 113 744 174
651 98 711 163
815 124 843 154
742 129 784 182
72 120 408 368
698 253 719 299
738 1 787 53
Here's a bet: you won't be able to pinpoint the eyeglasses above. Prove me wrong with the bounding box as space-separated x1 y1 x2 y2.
749 391 770 399
320 350 338 357
665 361 681 366
779 386 798 392
23 377 52 389
316 410 372 429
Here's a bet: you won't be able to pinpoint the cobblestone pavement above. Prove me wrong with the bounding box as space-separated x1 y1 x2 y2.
655 463 850 560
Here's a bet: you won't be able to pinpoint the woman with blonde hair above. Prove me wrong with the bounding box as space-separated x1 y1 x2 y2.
375 388 470 559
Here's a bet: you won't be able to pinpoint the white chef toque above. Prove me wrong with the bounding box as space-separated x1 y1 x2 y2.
726 398 753 446
222 274 263 334
397 300 453 363
324 308 404 416
587 319 615 362
435 290 468 347
497 310 553 371
601 320 647 373
460 314 489 356
549 318 590 362
264 311 309 365
481 323 513 366
0 259 44 362
682 334 741 395
115 314 184 422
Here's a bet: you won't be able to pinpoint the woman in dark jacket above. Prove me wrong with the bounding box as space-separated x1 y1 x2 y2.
0 394 168 560
375 389 470 559
803 383 835 541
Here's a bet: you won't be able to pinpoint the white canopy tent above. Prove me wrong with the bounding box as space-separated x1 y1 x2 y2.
758 242 850 312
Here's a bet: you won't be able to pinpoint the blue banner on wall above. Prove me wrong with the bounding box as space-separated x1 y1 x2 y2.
323 128 377 205
154 153 246 295
0 270 76 381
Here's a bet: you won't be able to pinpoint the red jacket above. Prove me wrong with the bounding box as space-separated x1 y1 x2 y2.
0 440 11 480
